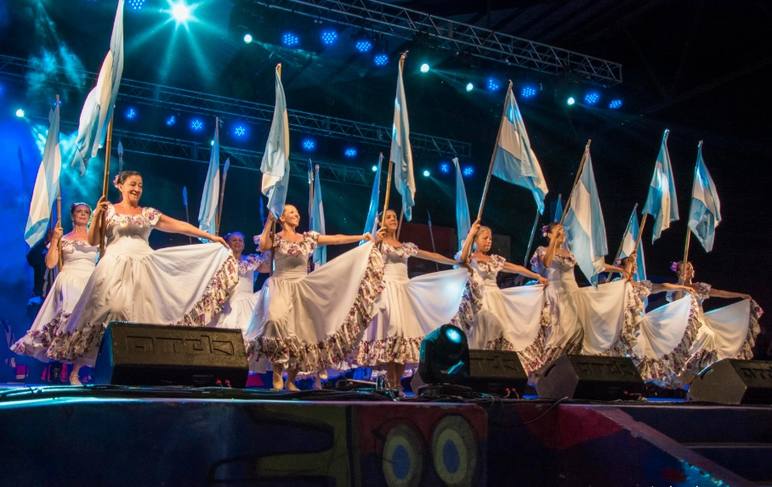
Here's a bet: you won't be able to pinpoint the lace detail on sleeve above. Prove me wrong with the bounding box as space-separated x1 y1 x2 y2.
490 254 506 272
143 207 162 226
304 231 320 252
240 254 264 273
402 242 419 257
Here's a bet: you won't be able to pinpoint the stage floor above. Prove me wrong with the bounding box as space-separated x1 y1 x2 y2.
2 383 771 486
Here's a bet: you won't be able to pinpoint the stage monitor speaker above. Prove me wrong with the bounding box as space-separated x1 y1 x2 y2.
688 359 772 405
94 322 248 387
536 354 644 400
464 349 527 393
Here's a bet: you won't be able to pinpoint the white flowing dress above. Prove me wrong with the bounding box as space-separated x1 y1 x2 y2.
216 254 264 334
11 239 98 362
354 242 468 367
47 204 238 366
246 233 383 375
454 255 545 372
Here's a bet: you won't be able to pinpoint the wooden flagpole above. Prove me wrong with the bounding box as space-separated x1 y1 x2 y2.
56 186 63 271
559 139 591 225
98 115 115 256
216 159 229 235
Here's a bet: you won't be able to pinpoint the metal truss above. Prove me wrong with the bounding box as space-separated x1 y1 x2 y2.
253 0 623 85
0 54 471 157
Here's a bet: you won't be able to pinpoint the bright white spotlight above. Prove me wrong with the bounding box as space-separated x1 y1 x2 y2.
566 96 576 106
465 82 474 92
15 108 25 118
419 63 430 73
243 33 253 44
171 1 191 24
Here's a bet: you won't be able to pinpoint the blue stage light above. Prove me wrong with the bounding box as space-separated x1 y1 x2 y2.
566 96 576 106
232 124 248 139
465 82 474 92
243 33 253 44
165 115 177 127
124 106 138 121
344 146 358 158
584 91 601 105
355 39 373 53
282 32 300 47
320 29 338 46
608 98 623 109
190 117 204 132
170 1 191 24
15 108 25 118
462 166 474 177
127 0 145 11
520 85 537 99
486 78 501 92
439 162 451 174
301 137 316 151
445 327 462 344
374 53 389 66
422 169 431 178
419 63 430 74
371 164 378 172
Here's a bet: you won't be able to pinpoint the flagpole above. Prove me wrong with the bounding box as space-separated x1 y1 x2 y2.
216 161 229 235
426 210 439 271
56 186 63 271
522 207 540 266
559 139 591 225
98 115 115 256
182 186 192 244
397 208 405 240
381 157 393 217
679 140 701 283
477 80 513 222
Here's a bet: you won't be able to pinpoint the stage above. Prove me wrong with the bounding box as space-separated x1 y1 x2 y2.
2 384 770 486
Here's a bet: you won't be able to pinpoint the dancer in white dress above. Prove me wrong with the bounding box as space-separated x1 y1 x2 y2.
12 203 97 369
250 204 377 391
456 220 548 374
47 171 238 383
216 232 268 334
530 223 627 371
670 261 762 382
354 209 469 390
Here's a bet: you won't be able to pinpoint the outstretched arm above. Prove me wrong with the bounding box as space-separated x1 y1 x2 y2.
603 263 631 280
415 249 457 266
257 214 275 252
317 233 371 246
502 262 547 285
650 282 693 295
709 288 751 300
156 214 228 247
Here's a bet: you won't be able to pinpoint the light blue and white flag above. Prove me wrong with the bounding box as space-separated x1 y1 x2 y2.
552 193 563 223
688 141 721 252
71 0 124 174
363 153 383 239
616 204 647 282
453 157 471 251
390 52 415 221
309 164 327 268
564 147 608 285
491 81 549 213
642 129 679 243
198 118 220 238
25 101 62 246
261 64 290 219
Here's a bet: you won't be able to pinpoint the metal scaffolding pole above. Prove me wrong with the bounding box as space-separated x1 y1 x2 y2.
252 0 623 85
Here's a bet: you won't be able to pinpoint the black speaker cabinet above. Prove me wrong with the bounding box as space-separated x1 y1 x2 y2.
688 359 772 405
94 322 248 387
536 354 644 400
464 349 528 393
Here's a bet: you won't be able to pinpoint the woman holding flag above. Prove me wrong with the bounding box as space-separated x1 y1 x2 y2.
455 219 548 374
247 203 379 391
47 170 239 382
12 203 98 368
352 209 469 391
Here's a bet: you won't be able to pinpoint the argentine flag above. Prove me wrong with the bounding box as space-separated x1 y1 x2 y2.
390 52 415 221
564 147 608 285
491 81 548 213
642 129 679 242
453 157 471 252
261 64 290 219
71 0 124 174
688 141 721 252
617 204 647 282
198 119 220 238
309 164 327 268
25 101 62 246
362 154 383 239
